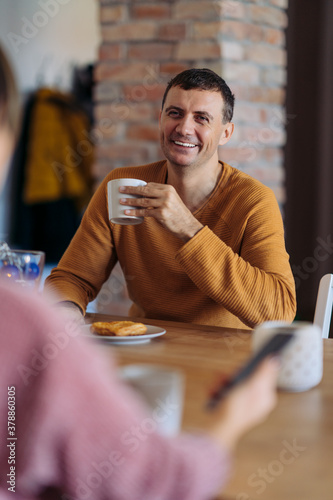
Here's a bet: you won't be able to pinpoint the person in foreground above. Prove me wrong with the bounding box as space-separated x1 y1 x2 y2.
45 68 296 329
0 46 280 500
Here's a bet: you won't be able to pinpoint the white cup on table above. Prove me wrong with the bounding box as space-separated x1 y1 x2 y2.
119 364 185 437
107 178 147 225
252 321 323 392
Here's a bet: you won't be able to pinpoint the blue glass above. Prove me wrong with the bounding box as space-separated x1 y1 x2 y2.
23 262 40 280
0 264 20 280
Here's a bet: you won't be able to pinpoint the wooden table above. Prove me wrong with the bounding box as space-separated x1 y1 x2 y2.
86 313 333 500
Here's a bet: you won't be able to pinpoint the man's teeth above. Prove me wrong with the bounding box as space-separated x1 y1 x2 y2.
174 141 196 148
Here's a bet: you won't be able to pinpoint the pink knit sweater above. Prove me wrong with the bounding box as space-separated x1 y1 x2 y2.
0 284 229 499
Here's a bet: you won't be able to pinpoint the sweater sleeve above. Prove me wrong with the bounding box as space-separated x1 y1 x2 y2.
0 287 230 500
175 188 296 328
44 177 117 312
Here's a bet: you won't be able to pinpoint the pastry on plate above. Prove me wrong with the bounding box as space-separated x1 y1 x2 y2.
91 320 147 337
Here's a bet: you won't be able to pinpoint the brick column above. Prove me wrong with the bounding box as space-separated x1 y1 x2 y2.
94 0 288 203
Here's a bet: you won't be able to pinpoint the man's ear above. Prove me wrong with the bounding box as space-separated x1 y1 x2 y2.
219 122 234 146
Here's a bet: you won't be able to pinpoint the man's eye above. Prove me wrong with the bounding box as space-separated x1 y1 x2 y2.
168 110 179 117
197 115 208 122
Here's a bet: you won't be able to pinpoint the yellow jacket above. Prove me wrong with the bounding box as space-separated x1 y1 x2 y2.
23 88 93 211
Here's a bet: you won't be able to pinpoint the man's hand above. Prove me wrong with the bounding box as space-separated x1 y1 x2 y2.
119 183 203 242
55 301 85 326
208 357 279 453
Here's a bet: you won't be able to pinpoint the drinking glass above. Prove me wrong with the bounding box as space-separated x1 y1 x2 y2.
0 249 45 290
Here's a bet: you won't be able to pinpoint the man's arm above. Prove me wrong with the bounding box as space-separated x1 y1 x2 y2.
44 178 117 313
116 181 296 328
175 190 296 328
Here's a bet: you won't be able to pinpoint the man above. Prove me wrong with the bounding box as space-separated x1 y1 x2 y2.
0 49 279 499
45 68 296 329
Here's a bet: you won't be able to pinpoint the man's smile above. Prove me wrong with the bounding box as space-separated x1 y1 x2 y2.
173 140 196 148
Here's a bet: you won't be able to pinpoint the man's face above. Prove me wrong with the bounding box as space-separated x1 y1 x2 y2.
159 86 232 170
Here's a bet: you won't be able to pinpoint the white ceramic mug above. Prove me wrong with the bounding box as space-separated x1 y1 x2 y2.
119 364 184 437
252 321 323 392
107 178 147 225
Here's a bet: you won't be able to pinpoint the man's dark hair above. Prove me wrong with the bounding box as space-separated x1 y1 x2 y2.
161 68 235 124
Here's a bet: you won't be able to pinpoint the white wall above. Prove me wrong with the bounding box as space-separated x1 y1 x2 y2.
0 0 101 240
0 0 100 92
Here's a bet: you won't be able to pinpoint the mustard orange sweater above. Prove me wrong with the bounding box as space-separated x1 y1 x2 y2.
45 161 296 329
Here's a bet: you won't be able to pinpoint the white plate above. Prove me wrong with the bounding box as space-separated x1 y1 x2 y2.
81 324 166 344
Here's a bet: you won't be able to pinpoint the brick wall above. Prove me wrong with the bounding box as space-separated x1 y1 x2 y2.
94 0 288 202
91 0 288 314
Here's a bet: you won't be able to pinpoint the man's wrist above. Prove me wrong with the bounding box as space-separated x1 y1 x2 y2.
181 221 204 242
56 301 83 314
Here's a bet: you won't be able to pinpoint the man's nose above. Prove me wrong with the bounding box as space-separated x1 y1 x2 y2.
175 115 194 136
